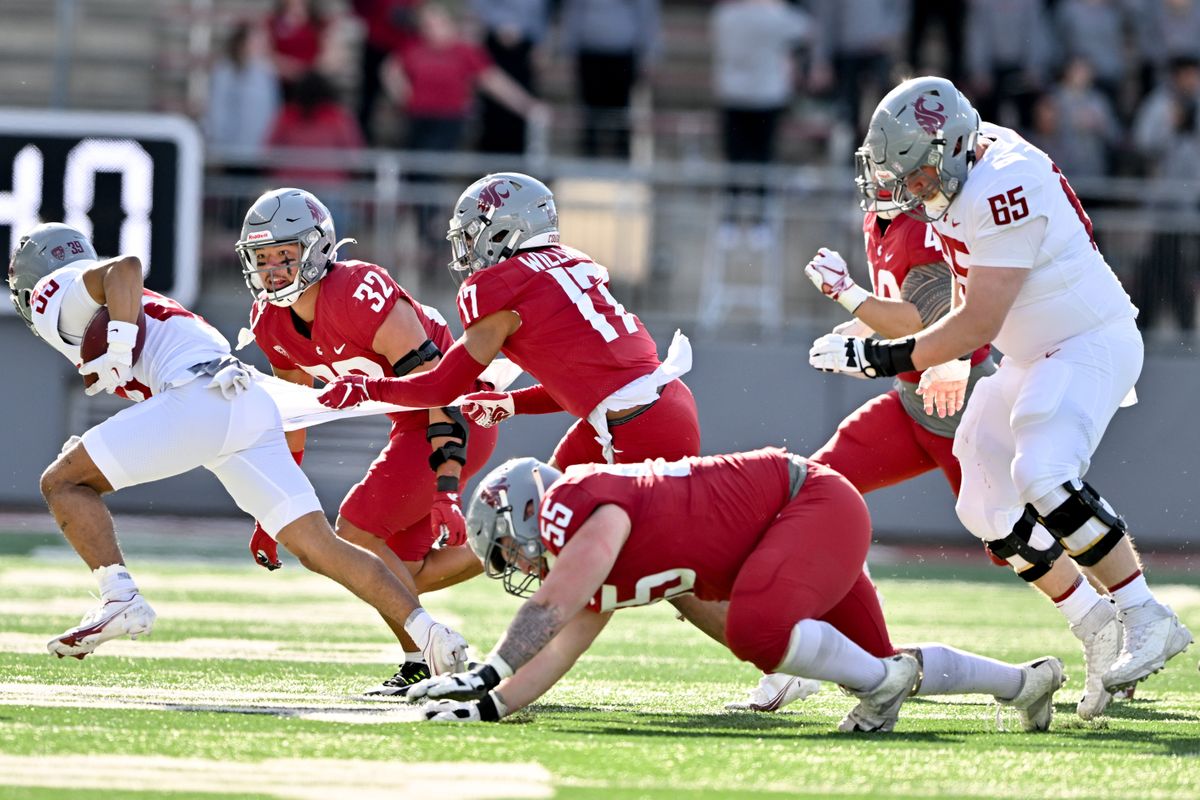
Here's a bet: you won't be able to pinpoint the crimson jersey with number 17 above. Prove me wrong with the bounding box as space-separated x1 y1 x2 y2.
538 448 796 612
455 245 663 419
251 260 453 428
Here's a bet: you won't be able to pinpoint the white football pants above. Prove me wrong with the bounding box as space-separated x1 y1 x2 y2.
80 377 322 535
952 319 1143 542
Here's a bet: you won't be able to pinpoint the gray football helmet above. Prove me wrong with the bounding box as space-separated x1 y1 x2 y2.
8 222 98 329
465 457 563 598
858 76 980 221
235 188 354 307
446 172 558 276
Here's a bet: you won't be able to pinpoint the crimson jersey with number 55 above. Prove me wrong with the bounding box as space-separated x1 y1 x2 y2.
928 123 1136 363
251 260 453 426
538 448 795 613
456 245 662 419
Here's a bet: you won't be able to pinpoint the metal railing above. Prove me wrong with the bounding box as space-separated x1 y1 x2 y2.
199 145 1200 342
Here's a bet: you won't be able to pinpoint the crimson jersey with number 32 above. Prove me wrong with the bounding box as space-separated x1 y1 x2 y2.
251 260 452 425
538 448 795 613
455 245 662 418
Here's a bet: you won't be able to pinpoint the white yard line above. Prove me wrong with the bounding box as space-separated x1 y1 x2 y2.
0 755 553 800
0 633 403 662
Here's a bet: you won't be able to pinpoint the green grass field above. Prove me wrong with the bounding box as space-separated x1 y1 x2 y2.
2 529 1199 799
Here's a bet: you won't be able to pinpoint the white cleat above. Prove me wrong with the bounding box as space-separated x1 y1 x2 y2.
725 673 821 712
1000 657 1066 732
46 594 156 660
838 653 919 733
1071 600 1120 720
1104 600 1192 692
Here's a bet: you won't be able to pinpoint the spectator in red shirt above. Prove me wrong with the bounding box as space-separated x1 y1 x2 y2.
265 70 365 186
351 0 422 144
267 0 329 96
382 3 547 153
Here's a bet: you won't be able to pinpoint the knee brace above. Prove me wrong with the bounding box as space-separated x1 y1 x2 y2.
1032 480 1126 568
985 505 1064 582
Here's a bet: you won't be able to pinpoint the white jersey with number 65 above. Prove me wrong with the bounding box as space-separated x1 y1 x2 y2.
929 124 1137 363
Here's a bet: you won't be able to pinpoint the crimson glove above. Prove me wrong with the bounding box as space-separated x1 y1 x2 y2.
250 523 282 570
430 476 466 547
318 374 375 409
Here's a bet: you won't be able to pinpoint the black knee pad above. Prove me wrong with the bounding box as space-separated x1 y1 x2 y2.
1039 481 1126 568
986 505 1064 582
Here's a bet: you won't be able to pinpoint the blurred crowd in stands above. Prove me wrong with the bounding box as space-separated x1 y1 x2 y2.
199 0 1200 336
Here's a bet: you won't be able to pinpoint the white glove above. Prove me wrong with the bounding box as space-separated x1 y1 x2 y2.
404 609 469 675
421 691 509 722
916 358 970 418
404 661 506 702
79 320 139 396
804 248 871 313
422 699 485 722
206 361 253 399
808 334 875 379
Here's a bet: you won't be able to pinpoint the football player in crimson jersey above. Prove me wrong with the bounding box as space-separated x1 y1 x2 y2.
725 195 1001 713
236 188 498 695
7 222 469 672
316 172 700 473
811 76 1192 715
396 452 1066 732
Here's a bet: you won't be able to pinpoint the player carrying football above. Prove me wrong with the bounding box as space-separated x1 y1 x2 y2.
7 222 468 672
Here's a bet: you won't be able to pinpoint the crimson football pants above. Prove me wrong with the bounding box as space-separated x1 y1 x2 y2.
811 389 961 495
725 463 894 672
339 418 499 561
550 379 701 467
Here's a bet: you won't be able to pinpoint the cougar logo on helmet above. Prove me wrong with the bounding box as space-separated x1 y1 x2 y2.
479 477 511 509
304 198 324 222
51 246 65 261
477 180 511 213
912 95 947 134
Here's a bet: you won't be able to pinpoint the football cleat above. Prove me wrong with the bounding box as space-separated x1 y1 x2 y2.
999 657 1066 732
362 661 432 697
47 594 156 659
725 673 821 712
838 653 919 733
1071 599 1120 720
1104 600 1192 692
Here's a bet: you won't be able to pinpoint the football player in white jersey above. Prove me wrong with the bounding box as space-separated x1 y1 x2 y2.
809 76 1192 719
7 222 469 673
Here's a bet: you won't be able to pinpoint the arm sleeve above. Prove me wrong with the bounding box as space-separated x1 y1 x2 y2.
364 339 486 407
510 384 564 415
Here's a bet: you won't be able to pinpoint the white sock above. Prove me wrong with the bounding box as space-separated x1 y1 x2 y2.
1055 576 1105 628
775 619 886 692
1110 573 1153 611
908 644 1024 700
94 564 137 602
404 650 425 664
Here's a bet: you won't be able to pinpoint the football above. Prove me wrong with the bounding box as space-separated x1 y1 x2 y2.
80 305 147 387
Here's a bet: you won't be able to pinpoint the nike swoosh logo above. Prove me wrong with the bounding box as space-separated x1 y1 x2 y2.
951 220 962 228
333 344 346 354
1045 348 1061 358
884 253 895 262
